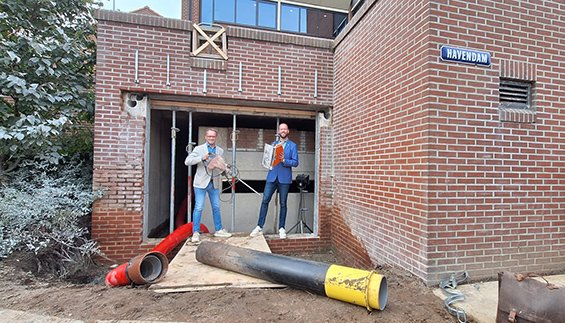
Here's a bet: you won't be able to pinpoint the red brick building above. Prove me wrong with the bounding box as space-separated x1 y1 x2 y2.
93 0 565 285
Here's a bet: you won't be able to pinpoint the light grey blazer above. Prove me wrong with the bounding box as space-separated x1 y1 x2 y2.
184 143 224 189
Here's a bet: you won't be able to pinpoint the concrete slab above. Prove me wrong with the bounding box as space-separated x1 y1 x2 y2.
433 273 565 323
149 233 285 293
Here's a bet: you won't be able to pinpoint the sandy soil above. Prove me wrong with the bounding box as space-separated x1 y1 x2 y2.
0 252 464 323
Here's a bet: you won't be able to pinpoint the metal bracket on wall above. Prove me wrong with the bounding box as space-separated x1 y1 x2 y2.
134 50 139 84
278 66 282 95
166 54 171 87
203 69 207 94
238 62 243 92
314 70 318 98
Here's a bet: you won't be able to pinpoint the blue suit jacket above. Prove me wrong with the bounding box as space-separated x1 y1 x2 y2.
266 139 299 184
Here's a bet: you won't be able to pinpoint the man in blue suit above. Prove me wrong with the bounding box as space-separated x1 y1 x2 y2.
250 123 299 239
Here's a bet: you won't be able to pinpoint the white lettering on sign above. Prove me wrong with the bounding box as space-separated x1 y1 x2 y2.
441 46 491 66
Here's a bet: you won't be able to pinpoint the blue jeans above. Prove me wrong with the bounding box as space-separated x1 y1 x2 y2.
258 179 290 229
192 181 222 233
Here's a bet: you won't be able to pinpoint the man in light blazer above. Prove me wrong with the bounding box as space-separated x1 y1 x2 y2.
250 123 299 239
185 128 232 242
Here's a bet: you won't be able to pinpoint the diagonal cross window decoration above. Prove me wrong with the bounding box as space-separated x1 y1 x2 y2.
191 23 228 60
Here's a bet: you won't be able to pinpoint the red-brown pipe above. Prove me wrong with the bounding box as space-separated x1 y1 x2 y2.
105 222 209 287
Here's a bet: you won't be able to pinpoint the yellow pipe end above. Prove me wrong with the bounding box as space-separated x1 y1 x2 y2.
324 265 388 311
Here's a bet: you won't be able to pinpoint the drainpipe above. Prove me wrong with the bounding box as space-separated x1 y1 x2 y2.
195 241 388 311
104 251 168 287
231 114 236 232
169 109 179 234
186 110 194 226
105 222 209 287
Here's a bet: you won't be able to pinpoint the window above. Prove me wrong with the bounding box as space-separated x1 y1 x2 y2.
350 0 365 18
258 1 276 28
281 4 306 33
499 79 532 110
236 0 257 25
215 0 235 22
201 0 213 24
200 0 347 38
333 12 347 37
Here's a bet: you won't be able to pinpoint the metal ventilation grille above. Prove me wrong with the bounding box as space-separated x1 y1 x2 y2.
500 79 531 109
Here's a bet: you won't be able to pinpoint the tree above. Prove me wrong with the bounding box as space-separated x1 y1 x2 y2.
0 0 97 175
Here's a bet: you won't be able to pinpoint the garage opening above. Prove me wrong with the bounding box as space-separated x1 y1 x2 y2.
144 105 318 240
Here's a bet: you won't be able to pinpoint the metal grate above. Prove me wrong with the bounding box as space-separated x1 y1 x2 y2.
499 79 531 109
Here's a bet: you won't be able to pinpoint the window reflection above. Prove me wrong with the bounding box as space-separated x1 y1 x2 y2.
201 0 213 23
300 8 307 33
281 4 300 32
258 1 276 29
236 0 256 25
201 0 347 38
215 0 235 22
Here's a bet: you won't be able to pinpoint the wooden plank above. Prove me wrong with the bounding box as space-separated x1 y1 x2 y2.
150 100 318 118
149 233 285 293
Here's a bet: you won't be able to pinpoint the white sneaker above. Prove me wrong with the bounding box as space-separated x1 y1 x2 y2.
191 232 200 243
279 228 287 239
250 226 263 237
214 228 232 238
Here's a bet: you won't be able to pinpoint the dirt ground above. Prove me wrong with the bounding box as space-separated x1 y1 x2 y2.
0 251 463 323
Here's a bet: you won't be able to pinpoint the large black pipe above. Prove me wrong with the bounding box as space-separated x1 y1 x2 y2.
196 241 387 310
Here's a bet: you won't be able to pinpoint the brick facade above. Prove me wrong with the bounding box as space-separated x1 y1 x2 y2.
334 0 565 284
94 0 565 285
93 10 333 262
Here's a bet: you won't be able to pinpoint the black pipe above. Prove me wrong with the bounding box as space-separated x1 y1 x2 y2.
196 240 330 294
195 241 387 310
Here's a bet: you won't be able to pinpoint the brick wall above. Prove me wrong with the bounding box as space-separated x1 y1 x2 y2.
333 0 432 280
93 10 333 262
233 128 260 150
425 0 565 284
226 128 315 152
93 1 565 284
334 0 565 285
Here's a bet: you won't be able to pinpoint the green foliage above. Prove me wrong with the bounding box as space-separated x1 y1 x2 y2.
0 0 97 173
0 155 105 278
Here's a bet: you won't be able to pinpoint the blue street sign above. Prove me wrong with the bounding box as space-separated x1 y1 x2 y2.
440 46 491 66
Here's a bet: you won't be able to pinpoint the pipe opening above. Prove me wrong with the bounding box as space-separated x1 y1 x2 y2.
140 254 165 282
377 276 388 310
366 271 388 311
127 251 169 285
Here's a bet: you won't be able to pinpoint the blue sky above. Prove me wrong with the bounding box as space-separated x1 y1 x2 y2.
99 0 182 19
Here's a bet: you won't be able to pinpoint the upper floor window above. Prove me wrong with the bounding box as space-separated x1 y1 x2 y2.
201 0 348 38
281 4 306 33
350 0 364 18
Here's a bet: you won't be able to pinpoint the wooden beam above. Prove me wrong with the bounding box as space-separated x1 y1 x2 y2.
151 100 317 118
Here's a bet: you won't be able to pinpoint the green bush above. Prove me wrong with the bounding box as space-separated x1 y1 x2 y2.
0 155 104 278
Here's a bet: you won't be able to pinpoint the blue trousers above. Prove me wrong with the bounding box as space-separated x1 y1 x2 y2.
192 181 222 233
257 179 290 229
